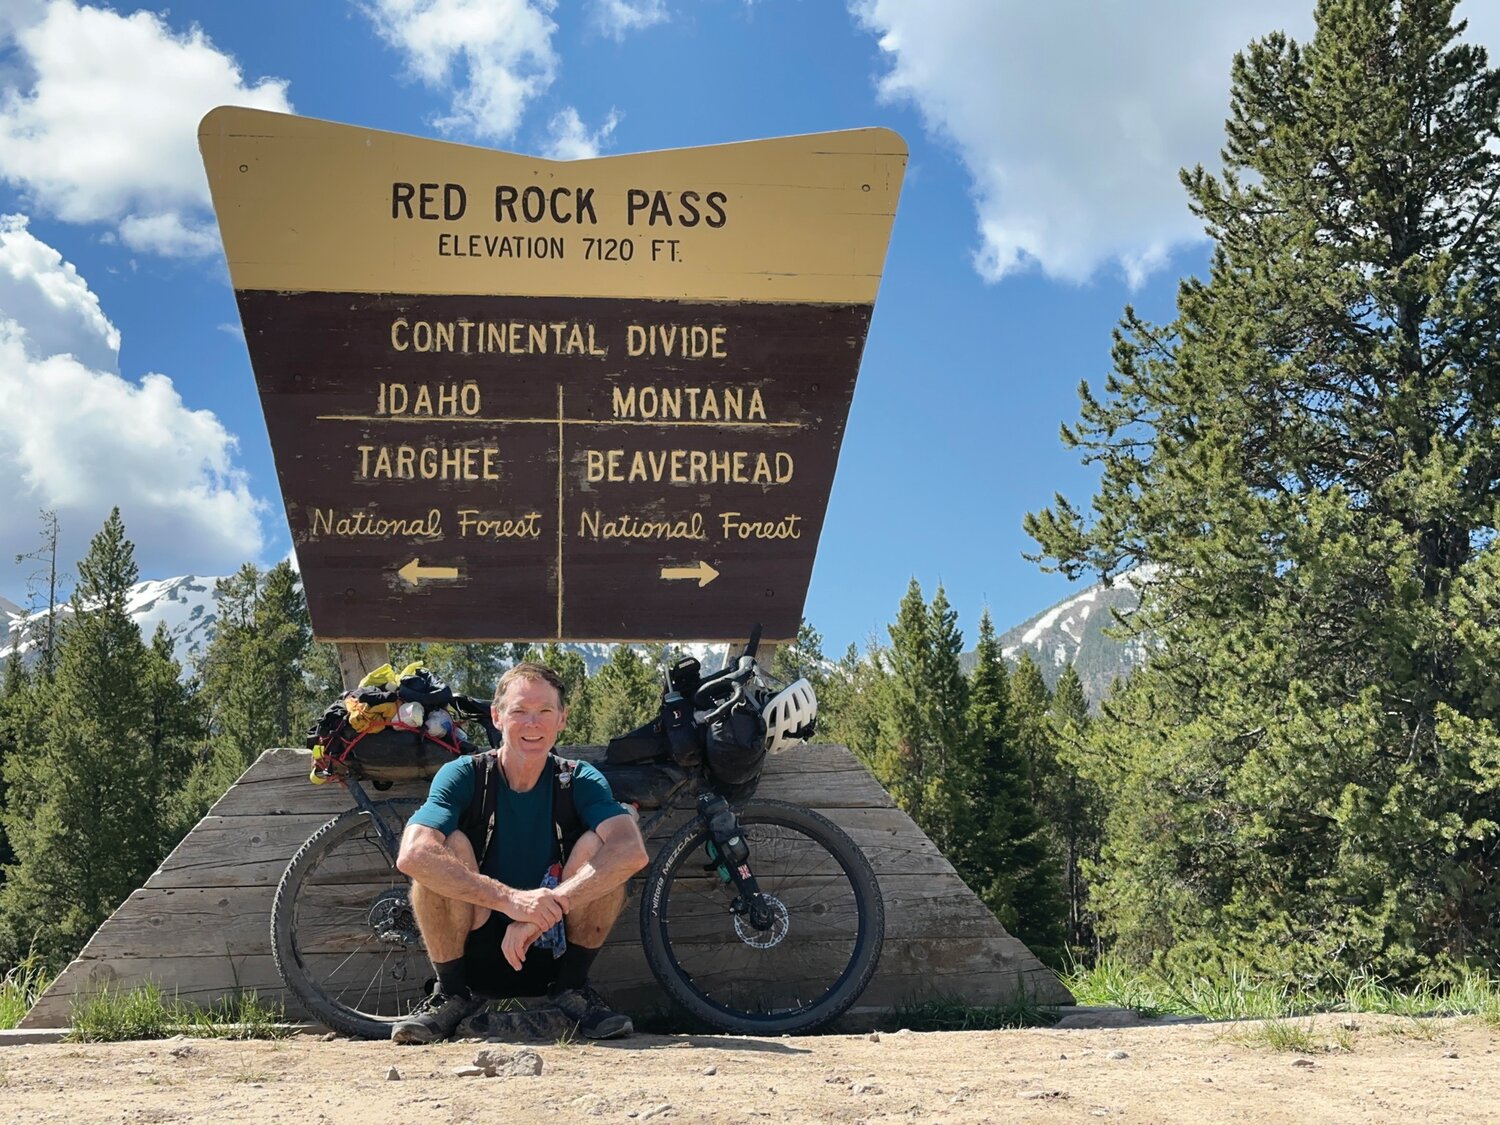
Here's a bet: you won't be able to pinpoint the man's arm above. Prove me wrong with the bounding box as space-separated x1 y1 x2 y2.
554 813 650 907
396 823 568 929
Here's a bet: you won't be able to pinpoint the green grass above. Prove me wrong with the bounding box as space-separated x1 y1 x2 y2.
1063 958 1500 1028
0 958 53 1030
887 990 1051 1031
66 984 291 1043
1232 1017 1319 1053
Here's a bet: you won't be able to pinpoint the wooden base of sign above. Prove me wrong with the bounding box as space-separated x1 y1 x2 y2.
19 743 1072 1029
336 642 391 690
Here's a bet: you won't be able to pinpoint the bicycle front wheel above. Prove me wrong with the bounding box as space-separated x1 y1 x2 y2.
271 800 428 1039
640 799 885 1034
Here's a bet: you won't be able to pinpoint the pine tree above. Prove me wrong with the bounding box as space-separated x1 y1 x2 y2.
1027 0 1500 982
0 510 161 966
539 643 592 745
824 640 888 770
186 562 317 824
965 611 1068 965
0 649 31 881
139 624 204 856
1045 665 1103 955
585 646 659 743
1007 654 1054 807
14 510 64 682
874 579 934 820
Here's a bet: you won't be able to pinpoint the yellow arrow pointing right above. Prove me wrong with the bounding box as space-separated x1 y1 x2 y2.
661 561 720 588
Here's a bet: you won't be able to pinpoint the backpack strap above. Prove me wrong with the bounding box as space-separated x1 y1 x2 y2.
461 751 501 866
459 750 585 869
549 753 585 865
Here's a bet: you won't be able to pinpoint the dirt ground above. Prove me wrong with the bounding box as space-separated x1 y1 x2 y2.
0 1013 1494 1123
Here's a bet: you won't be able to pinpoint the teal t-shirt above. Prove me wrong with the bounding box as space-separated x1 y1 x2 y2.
409 755 626 906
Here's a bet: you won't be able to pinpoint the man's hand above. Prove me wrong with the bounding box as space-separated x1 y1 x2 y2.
504 886 570 928
502 921 543 971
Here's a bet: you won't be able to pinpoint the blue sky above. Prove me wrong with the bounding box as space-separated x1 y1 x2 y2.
3 0 1497 656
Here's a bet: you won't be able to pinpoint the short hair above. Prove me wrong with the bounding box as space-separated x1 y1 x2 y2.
494 661 568 709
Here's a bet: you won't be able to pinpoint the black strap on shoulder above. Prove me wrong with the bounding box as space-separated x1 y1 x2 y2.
462 751 500 866
460 750 584 868
550 753 584 865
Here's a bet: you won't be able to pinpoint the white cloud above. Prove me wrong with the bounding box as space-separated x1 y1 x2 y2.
0 213 118 370
851 1 1319 286
364 0 560 144
118 211 222 259
0 1 291 252
855 1 1500 287
0 220 265 587
592 0 668 41
543 106 621 160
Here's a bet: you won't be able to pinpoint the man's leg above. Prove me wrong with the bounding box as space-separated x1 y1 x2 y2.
392 832 489 1045
547 829 634 1039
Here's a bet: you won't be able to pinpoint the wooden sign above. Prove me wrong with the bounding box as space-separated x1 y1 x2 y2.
199 108 905 643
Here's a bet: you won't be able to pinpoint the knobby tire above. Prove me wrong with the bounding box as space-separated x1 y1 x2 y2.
640 799 884 1035
271 800 426 1040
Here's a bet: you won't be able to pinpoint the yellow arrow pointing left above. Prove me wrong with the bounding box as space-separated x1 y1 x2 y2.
398 558 460 585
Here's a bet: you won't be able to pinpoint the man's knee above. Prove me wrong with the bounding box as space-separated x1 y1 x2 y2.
409 830 489 933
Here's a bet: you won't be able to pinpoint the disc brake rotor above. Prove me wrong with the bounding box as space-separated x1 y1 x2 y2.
733 895 790 949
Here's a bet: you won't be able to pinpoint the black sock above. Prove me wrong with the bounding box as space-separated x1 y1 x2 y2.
552 943 601 991
434 957 469 997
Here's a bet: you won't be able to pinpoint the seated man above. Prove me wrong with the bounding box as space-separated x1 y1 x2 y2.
393 662 649 1044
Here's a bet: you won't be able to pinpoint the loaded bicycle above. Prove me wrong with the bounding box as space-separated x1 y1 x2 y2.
272 629 885 1039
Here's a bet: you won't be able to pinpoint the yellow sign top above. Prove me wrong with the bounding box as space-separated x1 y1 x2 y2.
199 107 906 304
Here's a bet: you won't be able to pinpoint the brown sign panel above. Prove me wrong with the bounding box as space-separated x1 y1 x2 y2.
200 108 905 643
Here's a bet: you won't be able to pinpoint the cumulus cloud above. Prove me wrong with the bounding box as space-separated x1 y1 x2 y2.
117 212 222 259
0 213 117 370
851 1 1319 286
364 0 560 143
0 0 291 257
854 1 1500 287
0 217 265 587
592 0 668 41
543 106 621 160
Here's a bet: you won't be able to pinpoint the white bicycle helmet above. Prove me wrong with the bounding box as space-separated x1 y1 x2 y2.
762 677 818 753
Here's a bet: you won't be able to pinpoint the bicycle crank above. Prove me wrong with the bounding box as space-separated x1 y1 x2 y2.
732 894 790 948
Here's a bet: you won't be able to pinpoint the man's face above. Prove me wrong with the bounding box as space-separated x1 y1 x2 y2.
494 677 568 759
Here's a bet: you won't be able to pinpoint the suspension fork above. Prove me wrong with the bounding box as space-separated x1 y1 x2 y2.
698 791 776 930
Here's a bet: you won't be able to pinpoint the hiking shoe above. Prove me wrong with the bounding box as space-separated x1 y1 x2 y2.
547 983 633 1040
391 990 485 1045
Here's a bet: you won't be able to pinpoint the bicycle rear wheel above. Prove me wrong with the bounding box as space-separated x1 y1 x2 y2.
271 800 428 1039
640 799 884 1034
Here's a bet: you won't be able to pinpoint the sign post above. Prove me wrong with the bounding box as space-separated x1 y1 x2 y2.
200 108 905 644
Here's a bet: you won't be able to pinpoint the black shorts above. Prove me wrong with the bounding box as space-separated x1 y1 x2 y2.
463 912 564 999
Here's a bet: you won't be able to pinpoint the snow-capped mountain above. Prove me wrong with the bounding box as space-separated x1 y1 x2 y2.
2 575 223 672
1 574 731 679
990 567 1156 707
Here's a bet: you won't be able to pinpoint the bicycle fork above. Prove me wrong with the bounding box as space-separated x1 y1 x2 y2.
698 793 780 934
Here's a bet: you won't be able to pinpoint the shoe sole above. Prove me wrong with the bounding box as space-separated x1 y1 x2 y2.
580 1015 634 1040
391 1025 441 1045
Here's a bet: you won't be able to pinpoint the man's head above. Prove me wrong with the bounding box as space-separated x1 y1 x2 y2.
492 662 569 757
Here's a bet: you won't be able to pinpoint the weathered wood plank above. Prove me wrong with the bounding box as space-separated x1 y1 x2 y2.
206 743 890 818
148 802 951 891
74 887 278 961
22 742 1071 1027
78 871 1013 971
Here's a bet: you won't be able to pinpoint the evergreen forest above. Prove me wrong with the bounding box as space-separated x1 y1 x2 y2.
3 0 1500 1005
